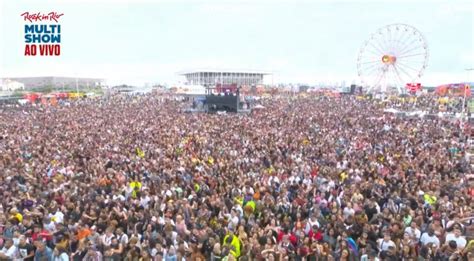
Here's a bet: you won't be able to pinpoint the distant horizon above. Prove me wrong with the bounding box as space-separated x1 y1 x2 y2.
1 0 473 87
2 75 474 89
2 68 474 88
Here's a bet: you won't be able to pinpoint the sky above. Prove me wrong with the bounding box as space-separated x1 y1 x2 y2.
0 0 473 86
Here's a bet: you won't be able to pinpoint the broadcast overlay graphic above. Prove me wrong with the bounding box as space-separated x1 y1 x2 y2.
21 12 63 56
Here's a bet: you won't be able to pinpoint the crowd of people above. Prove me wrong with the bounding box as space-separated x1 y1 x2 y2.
0 93 473 261
380 95 468 115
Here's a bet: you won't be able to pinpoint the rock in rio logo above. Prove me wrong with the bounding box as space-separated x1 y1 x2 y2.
21 12 64 56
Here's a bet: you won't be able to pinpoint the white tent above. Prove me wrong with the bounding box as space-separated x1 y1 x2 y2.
1 79 25 91
18 99 29 105
175 85 206 95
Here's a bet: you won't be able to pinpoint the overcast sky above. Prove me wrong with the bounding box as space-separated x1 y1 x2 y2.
0 0 473 86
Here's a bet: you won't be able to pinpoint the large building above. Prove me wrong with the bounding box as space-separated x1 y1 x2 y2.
0 79 25 91
179 69 270 86
0 77 104 90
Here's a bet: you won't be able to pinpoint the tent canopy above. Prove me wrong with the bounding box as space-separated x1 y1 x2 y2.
436 82 473 96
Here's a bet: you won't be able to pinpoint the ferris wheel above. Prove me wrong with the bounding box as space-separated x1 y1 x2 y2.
357 24 429 94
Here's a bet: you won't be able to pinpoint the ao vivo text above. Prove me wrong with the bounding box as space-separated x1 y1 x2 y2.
24 44 60 56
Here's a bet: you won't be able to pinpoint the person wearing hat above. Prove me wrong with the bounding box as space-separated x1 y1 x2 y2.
32 224 53 243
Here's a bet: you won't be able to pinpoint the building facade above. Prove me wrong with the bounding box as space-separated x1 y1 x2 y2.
1 79 25 91
0 77 104 90
180 70 270 86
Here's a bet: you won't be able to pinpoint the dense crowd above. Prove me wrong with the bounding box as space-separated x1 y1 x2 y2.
0 94 473 261
382 95 467 114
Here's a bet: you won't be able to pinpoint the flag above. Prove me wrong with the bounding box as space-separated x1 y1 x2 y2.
346 238 359 256
266 166 275 174
340 172 348 182
424 194 437 205
207 156 214 165
136 148 145 158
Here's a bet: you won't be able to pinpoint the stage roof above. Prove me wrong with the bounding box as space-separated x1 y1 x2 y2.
178 69 272 75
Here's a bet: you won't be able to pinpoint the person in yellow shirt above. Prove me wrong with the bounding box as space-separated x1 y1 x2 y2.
424 193 437 206
129 178 142 199
243 200 256 218
10 208 23 223
223 230 241 258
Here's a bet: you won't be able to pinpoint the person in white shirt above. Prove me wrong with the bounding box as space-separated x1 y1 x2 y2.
377 233 396 253
101 227 116 247
113 193 126 202
343 202 355 219
51 208 65 224
140 192 151 209
404 221 421 240
44 218 56 232
229 210 240 230
445 228 467 250
232 204 244 218
242 184 254 196
420 229 440 247
116 228 129 246
0 239 19 260
305 214 321 234
150 242 165 258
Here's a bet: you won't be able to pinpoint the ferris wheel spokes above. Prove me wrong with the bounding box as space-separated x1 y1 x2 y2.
392 65 408 93
357 24 428 94
396 53 426 59
395 64 417 82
